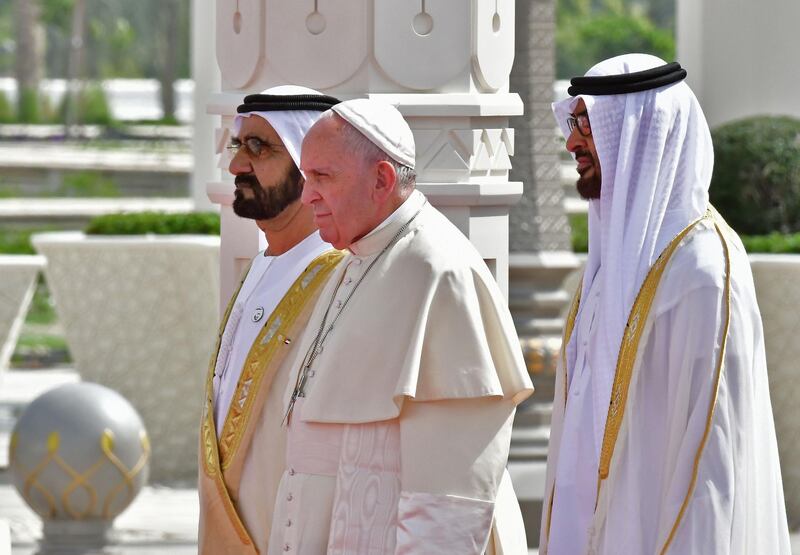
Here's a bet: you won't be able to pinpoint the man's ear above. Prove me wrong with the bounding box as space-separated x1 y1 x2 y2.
373 160 398 203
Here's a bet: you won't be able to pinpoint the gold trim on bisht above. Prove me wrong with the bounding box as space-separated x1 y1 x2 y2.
199 249 344 547
657 211 732 554
597 211 713 486
544 207 734 551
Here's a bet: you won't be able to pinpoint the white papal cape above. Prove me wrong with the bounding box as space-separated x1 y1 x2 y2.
540 209 790 554
268 190 534 554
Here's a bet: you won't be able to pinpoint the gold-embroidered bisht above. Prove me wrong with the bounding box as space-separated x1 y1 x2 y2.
540 208 790 553
198 250 343 555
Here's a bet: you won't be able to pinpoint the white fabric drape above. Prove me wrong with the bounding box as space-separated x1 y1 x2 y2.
590 222 790 554
552 53 714 455
542 53 789 554
233 84 328 169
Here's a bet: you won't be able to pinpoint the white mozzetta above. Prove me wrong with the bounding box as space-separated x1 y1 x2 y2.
33 232 220 482
0 255 44 373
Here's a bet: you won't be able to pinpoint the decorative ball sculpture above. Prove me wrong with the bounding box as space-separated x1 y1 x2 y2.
8 382 150 548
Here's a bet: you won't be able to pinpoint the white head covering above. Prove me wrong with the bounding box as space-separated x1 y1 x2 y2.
332 98 416 168
552 53 714 453
233 85 330 169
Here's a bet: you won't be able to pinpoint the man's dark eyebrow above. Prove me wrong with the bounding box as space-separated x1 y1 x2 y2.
243 134 285 148
571 110 589 118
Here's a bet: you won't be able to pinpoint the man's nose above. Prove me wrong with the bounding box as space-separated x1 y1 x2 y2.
229 148 252 175
300 179 319 205
565 128 586 153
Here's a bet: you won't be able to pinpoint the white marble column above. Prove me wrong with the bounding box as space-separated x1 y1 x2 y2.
190 0 220 212
207 0 523 306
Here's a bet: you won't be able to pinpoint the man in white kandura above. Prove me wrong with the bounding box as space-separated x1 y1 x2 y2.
540 53 790 554
262 98 534 554
198 86 345 554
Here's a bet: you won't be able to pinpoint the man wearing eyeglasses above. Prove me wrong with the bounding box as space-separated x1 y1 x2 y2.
197 86 344 555
565 106 599 201
539 54 789 554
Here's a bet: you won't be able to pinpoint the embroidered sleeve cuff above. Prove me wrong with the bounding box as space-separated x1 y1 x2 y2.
395 491 494 555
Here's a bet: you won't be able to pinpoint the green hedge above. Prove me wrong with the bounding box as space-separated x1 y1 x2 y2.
569 213 800 254
85 212 220 235
709 116 800 235
0 229 37 255
59 82 115 126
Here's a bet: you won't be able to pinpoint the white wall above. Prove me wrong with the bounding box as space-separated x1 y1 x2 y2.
678 0 800 128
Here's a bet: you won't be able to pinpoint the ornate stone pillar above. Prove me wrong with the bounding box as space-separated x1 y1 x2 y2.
207 0 522 305
191 0 220 212
507 0 579 547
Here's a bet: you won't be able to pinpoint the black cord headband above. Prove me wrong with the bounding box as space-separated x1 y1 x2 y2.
237 93 341 113
567 62 687 96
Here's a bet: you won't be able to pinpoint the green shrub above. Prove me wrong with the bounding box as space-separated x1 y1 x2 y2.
0 228 36 254
569 213 589 253
85 211 220 235
0 89 14 123
557 12 675 79
17 87 41 123
569 212 800 254
58 171 121 197
709 116 800 235
740 233 800 254
60 82 115 126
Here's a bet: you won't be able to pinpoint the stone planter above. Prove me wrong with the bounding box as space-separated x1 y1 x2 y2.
749 254 800 527
33 232 220 483
0 255 45 373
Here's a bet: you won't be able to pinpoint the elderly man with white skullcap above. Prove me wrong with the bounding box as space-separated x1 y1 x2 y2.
540 54 790 554
254 98 534 554
198 86 346 554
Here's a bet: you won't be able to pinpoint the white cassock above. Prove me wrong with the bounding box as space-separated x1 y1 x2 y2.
267 190 534 555
210 230 331 551
543 214 790 554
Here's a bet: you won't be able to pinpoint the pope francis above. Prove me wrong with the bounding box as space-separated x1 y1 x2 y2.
252 98 535 554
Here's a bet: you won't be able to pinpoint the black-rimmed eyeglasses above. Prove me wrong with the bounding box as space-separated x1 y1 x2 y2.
566 113 592 137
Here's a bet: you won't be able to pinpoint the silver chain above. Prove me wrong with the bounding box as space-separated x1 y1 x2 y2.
283 202 427 425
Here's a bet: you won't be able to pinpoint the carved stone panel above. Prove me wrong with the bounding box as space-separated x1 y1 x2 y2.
374 0 470 91
472 0 515 92
216 0 264 89
266 0 368 89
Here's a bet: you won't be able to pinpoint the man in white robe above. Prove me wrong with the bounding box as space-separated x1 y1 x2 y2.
262 98 534 554
198 86 345 554
539 53 790 554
